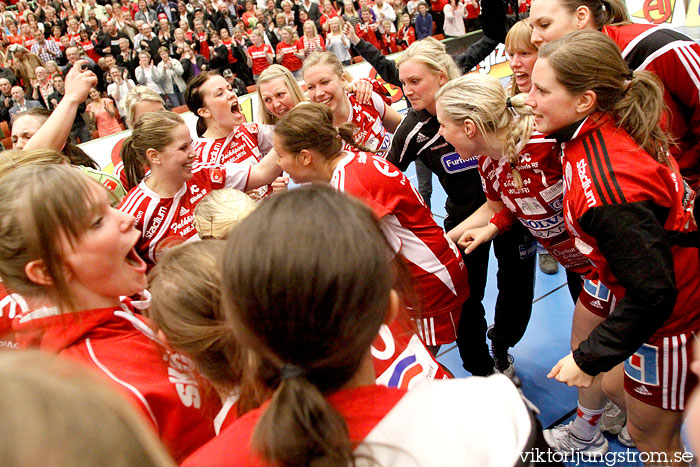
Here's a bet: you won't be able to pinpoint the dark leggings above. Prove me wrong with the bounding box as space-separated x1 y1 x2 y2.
446 217 537 376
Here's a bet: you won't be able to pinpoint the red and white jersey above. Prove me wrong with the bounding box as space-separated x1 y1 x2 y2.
182 375 532 467
118 163 251 267
247 43 273 75
345 92 391 157
479 132 592 275
13 298 219 462
562 113 700 337
275 40 303 71
603 24 700 188
0 282 25 351
331 151 469 319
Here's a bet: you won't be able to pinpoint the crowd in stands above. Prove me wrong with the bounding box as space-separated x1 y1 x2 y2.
0 0 519 144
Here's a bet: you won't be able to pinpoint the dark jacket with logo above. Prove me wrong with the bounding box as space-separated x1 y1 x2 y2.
386 108 485 223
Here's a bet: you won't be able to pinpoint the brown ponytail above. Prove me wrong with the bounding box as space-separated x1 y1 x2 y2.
560 0 630 29
274 103 374 157
221 185 397 466
539 30 671 164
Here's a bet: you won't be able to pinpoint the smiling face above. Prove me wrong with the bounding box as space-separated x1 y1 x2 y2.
150 123 197 184
304 62 345 116
259 77 298 118
525 57 588 134
11 114 43 149
436 102 472 157
529 0 579 49
398 59 445 114
58 182 147 310
508 46 538 92
89 88 100 100
273 134 322 184
198 74 244 129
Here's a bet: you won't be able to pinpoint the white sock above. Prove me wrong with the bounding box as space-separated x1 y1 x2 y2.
570 402 604 441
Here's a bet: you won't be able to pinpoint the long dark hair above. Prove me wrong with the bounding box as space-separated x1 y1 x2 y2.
221 185 397 466
184 71 218 137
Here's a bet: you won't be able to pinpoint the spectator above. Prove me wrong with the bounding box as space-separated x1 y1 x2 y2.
298 0 321 30
136 23 161 61
98 20 129 57
30 31 61 64
20 22 37 50
275 26 303 79
156 18 173 51
300 20 325 57
216 2 236 37
414 1 433 39
295 8 310 38
397 12 416 48
222 68 247 96
157 46 185 107
0 78 14 124
180 43 207 82
280 0 295 26
108 65 135 118
135 50 164 98
85 86 122 137
246 29 273 81
356 7 381 50
379 19 400 54
83 0 107 22
443 0 467 38
170 28 191 60
372 0 396 30
116 36 138 78
326 17 351 66
30 65 53 108
62 46 97 75
47 73 92 143
78 29 101 63
319 0 337 34
241 0 257 29
155 0 180 23
430 0 448 34
134 0 157 28
10 44 44 94
341 1 361 28
9 85 42 122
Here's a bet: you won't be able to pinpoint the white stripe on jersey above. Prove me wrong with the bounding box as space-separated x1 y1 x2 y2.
680 333 688 409
382 213 459 297
636 40 697 71
663 337 669 409
675 45 700 91
620 25 673 58
671 335 678 410
86 338 159 428
429 318 436 347
391 119 425 163
147 190 184 263
120 190 148 216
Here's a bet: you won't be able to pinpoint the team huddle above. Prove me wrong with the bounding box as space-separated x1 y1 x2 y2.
1 0 700 464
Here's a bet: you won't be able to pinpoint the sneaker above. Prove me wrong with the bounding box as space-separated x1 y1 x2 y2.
544 422 609 456
539 252 559 275
599 400 626 435
493 353 516 378
617 425 635 448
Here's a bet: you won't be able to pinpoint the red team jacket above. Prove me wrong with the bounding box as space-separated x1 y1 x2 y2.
397 25 415 48
356 21 381 50
345 91 392 157
559 113 700 375
478 133 592 275
331 151 469 345
118 164 251 267
603 24 700 188
192 123 274 198
12 299 218 462
182 376 533 467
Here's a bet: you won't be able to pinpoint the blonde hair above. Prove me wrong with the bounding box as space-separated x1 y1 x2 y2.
301 51 353 83
124 85 165 127
0 350 175 467
436 73 534 187
302 19 318 37
256 64 306 124
193 189 258 239
504 20 537 96
539 30 671 164
120 111 185 188
0 148 68 179
396 37 461 81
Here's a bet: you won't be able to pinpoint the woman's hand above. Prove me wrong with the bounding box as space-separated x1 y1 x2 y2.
548 353 595 388
347 78 373 104
457 223 498 253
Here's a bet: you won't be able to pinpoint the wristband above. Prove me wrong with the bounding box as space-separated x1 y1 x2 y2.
489 208 514 233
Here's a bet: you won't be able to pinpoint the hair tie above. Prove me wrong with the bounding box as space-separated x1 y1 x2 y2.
627 70 634 80
506 97 513 109
280 364 309 380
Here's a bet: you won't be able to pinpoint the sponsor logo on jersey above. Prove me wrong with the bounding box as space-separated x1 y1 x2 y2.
167 352 202 408
440 152 478 174
146 206 168 239
0 293 27 319
210 168 224 184
576 159 596 208
373 156 401 178
179 206 189 217
634 385 653 396
540 180 564 203
515 197 547 215
519 213 566 239
583 279 611 302
589 300 604 309
575 237 593 255
564 161 572 191
548 197 564 212
415 133 430 143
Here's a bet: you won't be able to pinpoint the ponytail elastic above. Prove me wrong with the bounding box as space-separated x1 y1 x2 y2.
280 364 309 380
